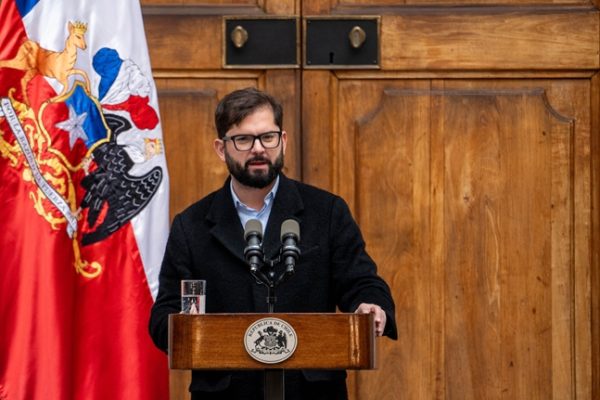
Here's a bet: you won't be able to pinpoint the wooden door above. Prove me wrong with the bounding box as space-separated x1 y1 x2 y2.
302 1 599 400
143 0 600 399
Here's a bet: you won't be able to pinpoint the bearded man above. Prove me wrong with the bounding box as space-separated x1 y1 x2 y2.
149 87 397 400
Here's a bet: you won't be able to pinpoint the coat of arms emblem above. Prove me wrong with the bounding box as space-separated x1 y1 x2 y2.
244 317 298 364
0 20 164 278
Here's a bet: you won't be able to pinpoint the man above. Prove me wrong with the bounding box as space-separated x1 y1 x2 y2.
149 88 397 400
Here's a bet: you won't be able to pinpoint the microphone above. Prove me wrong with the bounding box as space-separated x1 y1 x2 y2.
244 219 263 273
280 219 301 275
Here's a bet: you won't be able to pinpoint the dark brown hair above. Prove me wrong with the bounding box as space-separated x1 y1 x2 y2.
214 87 283 138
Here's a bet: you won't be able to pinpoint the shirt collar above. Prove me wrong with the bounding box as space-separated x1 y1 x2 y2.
230 175 280 213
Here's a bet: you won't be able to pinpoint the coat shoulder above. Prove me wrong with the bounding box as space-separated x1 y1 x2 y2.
288 178 341 207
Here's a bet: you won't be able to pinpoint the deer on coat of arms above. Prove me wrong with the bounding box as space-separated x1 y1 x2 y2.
0 21 91 105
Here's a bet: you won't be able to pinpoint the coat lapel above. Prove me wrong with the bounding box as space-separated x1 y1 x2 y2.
206 179 246 264
262 175 304 260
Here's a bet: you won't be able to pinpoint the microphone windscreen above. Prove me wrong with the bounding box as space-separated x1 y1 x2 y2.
244 219 263 240
280 219 300 241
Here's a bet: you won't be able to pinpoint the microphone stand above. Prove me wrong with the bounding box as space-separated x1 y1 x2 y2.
244 218 299 400
251 257 294 312
249 255 295 400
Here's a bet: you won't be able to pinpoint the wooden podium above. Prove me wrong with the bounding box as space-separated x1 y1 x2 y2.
168 313 376 399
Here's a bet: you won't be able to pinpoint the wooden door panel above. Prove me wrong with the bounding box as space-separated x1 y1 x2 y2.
306 77 592 399
157 86 222 220
331 81 435 400
350 82 434 400
438 79 593 399
380 10 599 70
145 15 223 70
438 86 572 400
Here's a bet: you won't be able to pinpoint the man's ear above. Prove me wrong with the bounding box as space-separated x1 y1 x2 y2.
214 138 226 162
281 130 288 155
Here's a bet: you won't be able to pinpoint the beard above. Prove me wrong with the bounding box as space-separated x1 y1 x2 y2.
225 150 284 189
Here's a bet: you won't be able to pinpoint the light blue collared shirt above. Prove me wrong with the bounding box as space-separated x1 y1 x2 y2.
230 176 280 234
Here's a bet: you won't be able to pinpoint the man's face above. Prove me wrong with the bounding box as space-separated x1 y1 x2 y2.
214 106 287 189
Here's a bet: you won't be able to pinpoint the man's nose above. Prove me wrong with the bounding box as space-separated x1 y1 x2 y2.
250 137 266 152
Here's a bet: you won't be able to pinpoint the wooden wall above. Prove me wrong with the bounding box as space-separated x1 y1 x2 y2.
142 0 600 398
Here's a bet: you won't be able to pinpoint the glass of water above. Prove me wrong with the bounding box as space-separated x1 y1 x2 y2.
181 280 206 314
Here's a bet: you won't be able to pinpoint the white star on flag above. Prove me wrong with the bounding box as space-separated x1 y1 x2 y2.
55 105 89 149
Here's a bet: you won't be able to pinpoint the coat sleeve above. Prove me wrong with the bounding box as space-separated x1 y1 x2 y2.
329 196 398 339
148 214 194 352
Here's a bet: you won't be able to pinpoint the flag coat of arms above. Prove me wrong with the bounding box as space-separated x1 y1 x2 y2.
0 0 170 398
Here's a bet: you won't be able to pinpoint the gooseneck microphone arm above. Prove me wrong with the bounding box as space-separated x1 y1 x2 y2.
243 218 301 312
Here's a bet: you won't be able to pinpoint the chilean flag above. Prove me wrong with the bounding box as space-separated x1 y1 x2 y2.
0 0 170 399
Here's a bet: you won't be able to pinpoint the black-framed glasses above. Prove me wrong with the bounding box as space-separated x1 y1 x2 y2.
222 131 282 151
